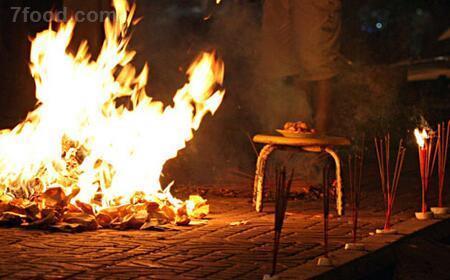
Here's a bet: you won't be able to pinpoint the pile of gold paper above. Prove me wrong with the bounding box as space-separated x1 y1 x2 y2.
0 186 209 232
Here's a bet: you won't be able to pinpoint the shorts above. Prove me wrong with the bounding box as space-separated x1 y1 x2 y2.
261 0 342 81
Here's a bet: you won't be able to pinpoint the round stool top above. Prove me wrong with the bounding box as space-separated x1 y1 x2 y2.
253 134 351 147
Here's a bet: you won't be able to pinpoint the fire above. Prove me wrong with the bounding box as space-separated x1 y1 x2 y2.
0 0 224 228
414 128 428 148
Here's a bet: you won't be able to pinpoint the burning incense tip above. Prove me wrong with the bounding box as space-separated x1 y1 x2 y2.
414 128 429 148
413 125 437 216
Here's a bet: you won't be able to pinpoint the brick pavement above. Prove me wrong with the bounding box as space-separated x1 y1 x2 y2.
0 176 421 280
0 155 446 280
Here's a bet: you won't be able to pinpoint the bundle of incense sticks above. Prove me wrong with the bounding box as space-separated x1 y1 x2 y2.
322 162 331 258
271 167 293 277
348 137 365 243
414 128 438 213
374 135 406 230
436 121 449 208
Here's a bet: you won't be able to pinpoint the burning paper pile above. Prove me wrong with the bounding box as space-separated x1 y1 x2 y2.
0 0 223 231
0 186 209 231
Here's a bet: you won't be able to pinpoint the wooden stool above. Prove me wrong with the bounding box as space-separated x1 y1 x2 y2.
252 134 351 214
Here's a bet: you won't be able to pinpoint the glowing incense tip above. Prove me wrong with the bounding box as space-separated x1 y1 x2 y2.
414 128 428 148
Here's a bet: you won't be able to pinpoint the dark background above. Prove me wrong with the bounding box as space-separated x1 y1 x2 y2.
0 0 448 185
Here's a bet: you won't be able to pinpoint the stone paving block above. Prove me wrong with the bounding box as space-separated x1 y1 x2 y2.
0 185 436 280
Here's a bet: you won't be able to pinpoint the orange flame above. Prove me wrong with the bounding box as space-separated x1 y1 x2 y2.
0 0 224 214
414 128 428 148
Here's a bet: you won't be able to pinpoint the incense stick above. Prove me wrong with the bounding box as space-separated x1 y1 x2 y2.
322 162 331 257
415 128 438 213
374 136 406 230
348 136 365 243
437 121 449 207
271 167 293 277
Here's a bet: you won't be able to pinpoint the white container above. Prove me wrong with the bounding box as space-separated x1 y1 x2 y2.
344 243 365 251
430 207 448 215
415 211 433 220
375 228 398 234
263 274 279 280
317 256 333 266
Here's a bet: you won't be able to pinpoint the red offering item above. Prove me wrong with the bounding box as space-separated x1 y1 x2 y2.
277 121 317 138
283 121 316 133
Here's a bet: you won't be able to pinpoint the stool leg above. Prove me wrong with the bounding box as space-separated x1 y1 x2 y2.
253 144 276 212
323 162 331 257
325 147 344 216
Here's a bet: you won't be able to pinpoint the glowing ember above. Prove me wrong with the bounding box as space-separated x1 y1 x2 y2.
0 0 224 230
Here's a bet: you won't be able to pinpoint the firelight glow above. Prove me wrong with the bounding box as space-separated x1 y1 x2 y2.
0 0 225 213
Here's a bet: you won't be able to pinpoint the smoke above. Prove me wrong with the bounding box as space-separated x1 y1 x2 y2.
0 0 411 186
121 0 406 185
127 0 270 184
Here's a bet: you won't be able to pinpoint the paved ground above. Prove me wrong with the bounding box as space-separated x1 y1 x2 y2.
0 157 446 279
0 189 416 278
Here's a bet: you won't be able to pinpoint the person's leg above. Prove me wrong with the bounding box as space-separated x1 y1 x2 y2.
291 0 341 133
292 76 313 123
293 77 310 95
315 78 333 134
260 0 297 79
